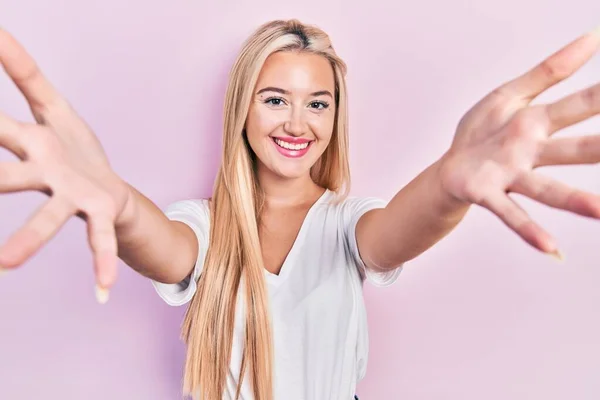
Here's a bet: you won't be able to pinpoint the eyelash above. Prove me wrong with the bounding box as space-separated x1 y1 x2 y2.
264 97 330 110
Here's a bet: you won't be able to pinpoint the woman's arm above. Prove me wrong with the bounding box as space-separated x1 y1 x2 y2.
356 155 470 270
115 184 198 285
357 27 600 271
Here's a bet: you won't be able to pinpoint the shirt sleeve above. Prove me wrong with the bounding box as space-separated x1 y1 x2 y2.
343 196 403 287
150 199 210 306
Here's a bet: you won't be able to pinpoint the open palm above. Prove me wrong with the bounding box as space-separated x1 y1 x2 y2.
440 27 600 257
0 30 131 298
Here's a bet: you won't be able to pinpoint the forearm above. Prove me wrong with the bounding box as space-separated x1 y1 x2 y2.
358 155 471 269
114 184 198 284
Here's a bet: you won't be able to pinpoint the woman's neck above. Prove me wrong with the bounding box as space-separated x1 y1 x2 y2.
256 167 324 209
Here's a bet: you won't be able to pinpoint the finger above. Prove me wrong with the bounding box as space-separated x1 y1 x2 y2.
86 214 118 303
0 196 73 269
0 161 45 193
0 111 28 158
510 171 600 219
479 191 558 255
499 27 600 102
535 134 600 167
545 81 600 133
0 29 62 111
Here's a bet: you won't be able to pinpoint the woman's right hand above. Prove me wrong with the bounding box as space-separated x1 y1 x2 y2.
0 29 133 303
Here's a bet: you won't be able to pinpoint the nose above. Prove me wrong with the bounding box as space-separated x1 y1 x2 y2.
283 106 308 137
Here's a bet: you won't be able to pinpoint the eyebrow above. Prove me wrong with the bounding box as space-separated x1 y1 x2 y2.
256 86 333 98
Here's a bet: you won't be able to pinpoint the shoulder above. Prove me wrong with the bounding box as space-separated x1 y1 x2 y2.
324 190 387 218
165 198 211 213
313 190 387 231
164 198 211 230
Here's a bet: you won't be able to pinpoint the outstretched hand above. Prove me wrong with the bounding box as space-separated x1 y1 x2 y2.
439 26 600 258
0 29 132 302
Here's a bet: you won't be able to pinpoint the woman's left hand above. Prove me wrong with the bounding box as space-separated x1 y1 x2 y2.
438 27 600 257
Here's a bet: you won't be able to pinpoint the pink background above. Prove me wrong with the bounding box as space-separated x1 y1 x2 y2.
1 1 600 399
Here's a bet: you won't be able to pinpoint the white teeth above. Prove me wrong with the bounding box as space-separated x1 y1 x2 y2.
274 138 310 150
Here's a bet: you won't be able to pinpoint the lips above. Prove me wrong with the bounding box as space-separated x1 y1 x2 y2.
271 137 314 158
272 136 312 144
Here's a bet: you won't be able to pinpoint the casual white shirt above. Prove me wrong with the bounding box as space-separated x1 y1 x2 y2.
151 189 403 399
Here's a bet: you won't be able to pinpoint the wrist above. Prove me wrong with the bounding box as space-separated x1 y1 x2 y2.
111 177 138 231
434 151 472 216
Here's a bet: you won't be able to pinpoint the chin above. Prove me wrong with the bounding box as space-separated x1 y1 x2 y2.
251 140 326 181
270 164 313 180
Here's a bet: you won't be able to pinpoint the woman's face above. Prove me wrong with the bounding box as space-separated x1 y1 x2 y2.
245 51 336 181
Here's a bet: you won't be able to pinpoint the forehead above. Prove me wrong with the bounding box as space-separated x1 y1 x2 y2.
255 51 335 94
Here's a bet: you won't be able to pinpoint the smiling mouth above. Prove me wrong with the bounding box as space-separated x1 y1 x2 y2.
272 137 312 150
270 137 314 158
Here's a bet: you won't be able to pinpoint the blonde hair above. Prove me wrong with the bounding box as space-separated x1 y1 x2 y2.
181 19 351 400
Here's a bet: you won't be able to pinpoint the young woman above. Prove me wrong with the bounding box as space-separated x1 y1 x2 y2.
0 19 599 400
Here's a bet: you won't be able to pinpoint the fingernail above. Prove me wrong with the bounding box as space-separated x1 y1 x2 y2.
95 285 110 304
548 249 565 262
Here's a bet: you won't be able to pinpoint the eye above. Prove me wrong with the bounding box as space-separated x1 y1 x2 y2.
309 101 329 110
264 97 287 106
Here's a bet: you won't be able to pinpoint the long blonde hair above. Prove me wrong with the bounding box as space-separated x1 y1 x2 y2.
181 19 351 400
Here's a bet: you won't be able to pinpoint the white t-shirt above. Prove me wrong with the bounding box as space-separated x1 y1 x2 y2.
151 189 403 400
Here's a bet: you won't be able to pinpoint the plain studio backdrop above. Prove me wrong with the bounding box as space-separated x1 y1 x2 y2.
1 1 599 399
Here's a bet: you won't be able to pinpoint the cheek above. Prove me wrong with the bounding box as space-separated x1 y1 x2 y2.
246 106 281 140
310 113 336 143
